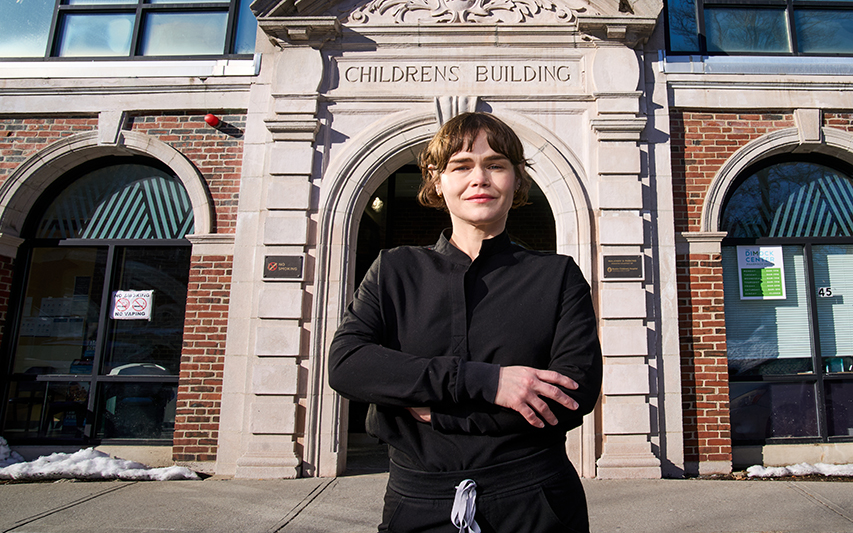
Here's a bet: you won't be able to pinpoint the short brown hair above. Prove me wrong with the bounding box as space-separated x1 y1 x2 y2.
417 112 532 210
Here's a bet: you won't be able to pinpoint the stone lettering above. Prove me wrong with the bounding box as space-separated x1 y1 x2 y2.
344 63 570 84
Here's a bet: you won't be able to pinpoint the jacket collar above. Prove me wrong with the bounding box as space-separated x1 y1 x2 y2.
433 229 512 265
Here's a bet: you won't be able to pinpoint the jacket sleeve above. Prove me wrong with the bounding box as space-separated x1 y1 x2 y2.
328 252 500 408
430 260 602 435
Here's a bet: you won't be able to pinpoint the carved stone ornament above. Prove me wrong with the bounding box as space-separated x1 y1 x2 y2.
337 0 600 24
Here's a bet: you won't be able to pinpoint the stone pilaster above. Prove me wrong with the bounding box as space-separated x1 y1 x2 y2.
216 44 323 479
591 45 661 479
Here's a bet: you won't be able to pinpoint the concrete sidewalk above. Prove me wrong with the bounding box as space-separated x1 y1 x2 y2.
2 473 853 532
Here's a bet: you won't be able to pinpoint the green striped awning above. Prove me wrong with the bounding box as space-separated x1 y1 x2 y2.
35 163 195 240
721 161 853 238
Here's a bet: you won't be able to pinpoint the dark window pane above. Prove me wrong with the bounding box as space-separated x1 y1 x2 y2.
57 13 134 57
97 382 177 439
101 247 191 375
667 0 700 52
826 381 853 437
42 381 90 439
795 10 853 54
705 8 790 53
3 380 47 438
12 247 106 375
140 11 227 56
730 382 819 443
234 0 258 54
0 0 54 57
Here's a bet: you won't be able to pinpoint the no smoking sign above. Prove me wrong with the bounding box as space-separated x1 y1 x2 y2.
111 290 154 320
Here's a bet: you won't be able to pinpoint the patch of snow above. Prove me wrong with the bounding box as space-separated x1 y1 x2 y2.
747 462 853 478
0 437 198 481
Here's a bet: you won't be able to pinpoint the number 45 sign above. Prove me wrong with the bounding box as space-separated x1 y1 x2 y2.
111 290 154 320
818 287 834 298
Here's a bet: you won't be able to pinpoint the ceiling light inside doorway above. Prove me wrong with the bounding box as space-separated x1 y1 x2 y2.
371 197 384 212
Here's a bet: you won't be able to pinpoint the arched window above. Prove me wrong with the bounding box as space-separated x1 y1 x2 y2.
2 158 193 444
721 157 853 445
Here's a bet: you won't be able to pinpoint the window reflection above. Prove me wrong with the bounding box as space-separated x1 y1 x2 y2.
101 247 191 375
795 10 853 54
57 13 134 57
0 0 53 57
730 382 819 442
13 247 106 376
140 12 228 56
705 8 790 53
98 382 176 439
667 0 700 52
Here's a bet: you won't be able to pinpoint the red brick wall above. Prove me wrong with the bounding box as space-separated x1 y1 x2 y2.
825 112 853 131
676 252 729 466
671 111 795 469
173 254 232 462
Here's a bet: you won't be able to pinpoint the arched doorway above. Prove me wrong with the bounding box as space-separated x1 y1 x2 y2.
344 161 557 473
307 112 592 477
721 155 853 445
1 156 194 445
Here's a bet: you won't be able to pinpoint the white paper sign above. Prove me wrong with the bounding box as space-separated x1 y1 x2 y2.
111 290 153 320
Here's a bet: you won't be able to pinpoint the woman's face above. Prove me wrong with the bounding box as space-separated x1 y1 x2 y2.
435 130 519 235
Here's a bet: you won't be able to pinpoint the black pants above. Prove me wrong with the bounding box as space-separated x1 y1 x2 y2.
379 447 589 533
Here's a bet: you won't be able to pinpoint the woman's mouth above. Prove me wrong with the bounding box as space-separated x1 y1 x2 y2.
465 194 496 203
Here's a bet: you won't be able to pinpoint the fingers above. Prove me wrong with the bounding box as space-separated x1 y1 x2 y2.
495 366 580 429
406 407 431 423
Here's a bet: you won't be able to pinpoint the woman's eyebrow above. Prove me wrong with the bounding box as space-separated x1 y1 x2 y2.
447 154 509 164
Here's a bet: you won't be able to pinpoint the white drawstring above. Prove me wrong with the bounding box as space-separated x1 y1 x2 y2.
451 479 481 533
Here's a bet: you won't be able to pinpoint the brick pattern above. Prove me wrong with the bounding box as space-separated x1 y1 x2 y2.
129 112 245 234
825 112 853 131
676 252 730 465
173 254 232 462
670 111 795 468
0 117 99 184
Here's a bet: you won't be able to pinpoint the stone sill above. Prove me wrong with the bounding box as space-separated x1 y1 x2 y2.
0 56 260 79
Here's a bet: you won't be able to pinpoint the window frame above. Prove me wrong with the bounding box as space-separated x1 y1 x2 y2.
721 156 853 445
0 156 194 446
665 0 853 56
2 0 254 61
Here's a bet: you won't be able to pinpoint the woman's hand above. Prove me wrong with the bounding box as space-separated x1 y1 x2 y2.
494 366 579 428
406 406 432 423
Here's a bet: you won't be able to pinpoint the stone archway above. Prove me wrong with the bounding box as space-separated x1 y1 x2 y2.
304 109 596 477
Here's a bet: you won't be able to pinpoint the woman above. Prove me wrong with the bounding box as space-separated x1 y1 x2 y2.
329 112 602 533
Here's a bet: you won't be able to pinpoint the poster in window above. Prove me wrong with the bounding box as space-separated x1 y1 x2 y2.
736 245 786 300
111 290 154 320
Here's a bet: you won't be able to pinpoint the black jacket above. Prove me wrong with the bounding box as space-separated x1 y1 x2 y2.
329 230 602 472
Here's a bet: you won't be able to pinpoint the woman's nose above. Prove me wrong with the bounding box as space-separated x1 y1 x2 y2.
469 164 489 185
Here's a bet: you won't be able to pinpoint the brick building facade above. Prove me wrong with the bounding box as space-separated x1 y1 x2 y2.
2 0 852 479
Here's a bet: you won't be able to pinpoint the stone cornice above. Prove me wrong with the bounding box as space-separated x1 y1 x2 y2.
257 16 342 47
575 15 657 46
252 0 661 47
